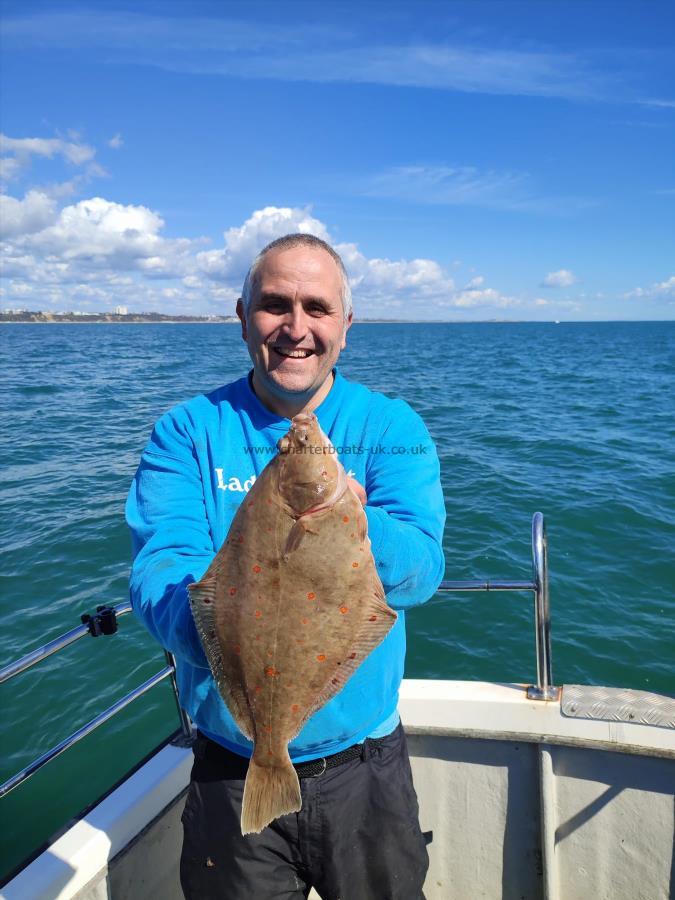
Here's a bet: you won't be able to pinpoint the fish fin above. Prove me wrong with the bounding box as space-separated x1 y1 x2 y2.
284 520 306 556
241 751 301 834
284 517 319 556
357 509 368 542
289 588 397 737
188 577 255 742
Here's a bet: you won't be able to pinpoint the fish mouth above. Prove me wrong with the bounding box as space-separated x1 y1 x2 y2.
272 346 316 360
291 413 317 426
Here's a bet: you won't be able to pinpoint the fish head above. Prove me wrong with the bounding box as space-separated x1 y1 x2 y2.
277 413 345 514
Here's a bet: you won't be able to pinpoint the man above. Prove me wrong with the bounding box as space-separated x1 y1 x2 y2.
126 234 446 899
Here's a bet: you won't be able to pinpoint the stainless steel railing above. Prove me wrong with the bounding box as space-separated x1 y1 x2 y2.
437 512 559 701
0 603 193 800
0 511 558 799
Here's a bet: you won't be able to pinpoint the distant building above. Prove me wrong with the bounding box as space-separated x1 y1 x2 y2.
114 305 128 315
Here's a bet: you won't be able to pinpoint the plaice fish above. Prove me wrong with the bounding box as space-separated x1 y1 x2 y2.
188 412 397 834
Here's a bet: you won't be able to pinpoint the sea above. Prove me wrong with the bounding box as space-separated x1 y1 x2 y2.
1 321 674 879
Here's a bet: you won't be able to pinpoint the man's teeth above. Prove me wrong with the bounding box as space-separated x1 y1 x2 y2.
275 348 313 358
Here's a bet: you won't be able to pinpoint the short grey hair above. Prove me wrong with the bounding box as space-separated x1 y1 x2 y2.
241 233 353 318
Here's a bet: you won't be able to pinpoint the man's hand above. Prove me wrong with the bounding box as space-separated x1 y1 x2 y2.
347 477 367 506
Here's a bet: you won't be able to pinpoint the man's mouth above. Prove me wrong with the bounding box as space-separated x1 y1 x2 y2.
273 347 315 359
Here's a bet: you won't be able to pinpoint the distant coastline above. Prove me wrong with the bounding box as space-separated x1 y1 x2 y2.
1 311 520 324
3 312 525 324
2 311 670 325
0 311 239 324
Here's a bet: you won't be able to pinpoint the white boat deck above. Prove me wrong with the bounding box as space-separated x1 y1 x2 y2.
2 680 674 900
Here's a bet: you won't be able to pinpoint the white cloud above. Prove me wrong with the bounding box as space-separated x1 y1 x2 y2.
108 133 124 149
365 165 532 211
2 12 616 102
0 132 101 191
197 206 330 282
542 269 577 287
0 134 96 167
0 190 58 239
624 275 675 302
0 157 22 181
1 176 518 317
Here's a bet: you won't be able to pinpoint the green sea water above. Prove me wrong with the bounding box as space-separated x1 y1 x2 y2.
1 321 674 879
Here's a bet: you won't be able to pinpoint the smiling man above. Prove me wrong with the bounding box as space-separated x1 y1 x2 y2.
238 239 352 416
126 234 446 899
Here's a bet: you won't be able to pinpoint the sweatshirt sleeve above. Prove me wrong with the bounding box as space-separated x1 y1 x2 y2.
125 409 212 667
364 400 446 610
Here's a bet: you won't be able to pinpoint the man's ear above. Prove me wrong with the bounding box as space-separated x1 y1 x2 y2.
236 299 247 341
340 311 354 350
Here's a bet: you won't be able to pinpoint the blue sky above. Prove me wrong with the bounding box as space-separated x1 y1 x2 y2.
1 0 674 320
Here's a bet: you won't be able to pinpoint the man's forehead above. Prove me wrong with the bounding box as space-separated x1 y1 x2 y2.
255 246 342 293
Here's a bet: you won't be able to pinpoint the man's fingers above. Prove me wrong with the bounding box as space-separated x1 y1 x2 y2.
347 476 367 506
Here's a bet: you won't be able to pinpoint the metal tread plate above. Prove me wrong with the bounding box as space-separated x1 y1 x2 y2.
562 684 675 730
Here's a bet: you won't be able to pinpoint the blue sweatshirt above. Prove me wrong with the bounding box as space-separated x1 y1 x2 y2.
126 369 445 762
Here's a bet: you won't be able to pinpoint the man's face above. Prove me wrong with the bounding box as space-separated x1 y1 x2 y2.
237 245 352 414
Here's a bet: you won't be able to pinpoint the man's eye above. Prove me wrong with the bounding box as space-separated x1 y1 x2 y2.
307 304 327 316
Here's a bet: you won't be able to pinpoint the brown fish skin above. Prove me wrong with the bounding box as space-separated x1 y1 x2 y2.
189 412 397 835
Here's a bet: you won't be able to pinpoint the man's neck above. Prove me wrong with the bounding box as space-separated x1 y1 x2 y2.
251 371 335 420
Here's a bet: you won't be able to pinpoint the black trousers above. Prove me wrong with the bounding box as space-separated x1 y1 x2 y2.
180 723 429 899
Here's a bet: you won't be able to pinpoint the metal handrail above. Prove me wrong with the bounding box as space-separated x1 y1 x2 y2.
0 666 175 799
436 512 559 701
0 604 193 799
0 512 557 799
0 602 133 684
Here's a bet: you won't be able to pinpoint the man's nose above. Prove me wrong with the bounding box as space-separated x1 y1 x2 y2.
282 306 310 341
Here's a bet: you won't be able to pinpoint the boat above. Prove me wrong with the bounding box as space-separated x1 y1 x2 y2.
1 514 673 900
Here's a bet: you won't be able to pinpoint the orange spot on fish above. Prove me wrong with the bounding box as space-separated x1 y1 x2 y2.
264 725 272 733
254 685 262 693
238 536 244 544
349 653 356 659
267 750 274 757
316 654 326 662
267 650 274 658
265 666 279 677
301 618 309 625
352 562 359 568
369 615 377 622
296 638 305 644
267 498 273 504
202 597 211 604
360 547 365 552
291 704 299 712
233 644 241 654
266 527 272 532
350 532 356 538
255 610 262 618
252 565 262 574
229 587 237 596
307 591 316 600
332 678 339 685
343 516 349 523
340 606 349 614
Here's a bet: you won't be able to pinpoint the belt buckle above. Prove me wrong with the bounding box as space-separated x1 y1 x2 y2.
309 757 327 778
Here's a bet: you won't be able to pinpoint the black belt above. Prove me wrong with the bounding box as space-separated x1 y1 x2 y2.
198 731 390 779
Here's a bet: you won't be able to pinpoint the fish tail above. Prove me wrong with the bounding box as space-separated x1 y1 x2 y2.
241 751 301 835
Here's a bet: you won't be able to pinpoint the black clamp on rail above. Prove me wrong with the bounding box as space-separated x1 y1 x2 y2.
81 605 119 637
